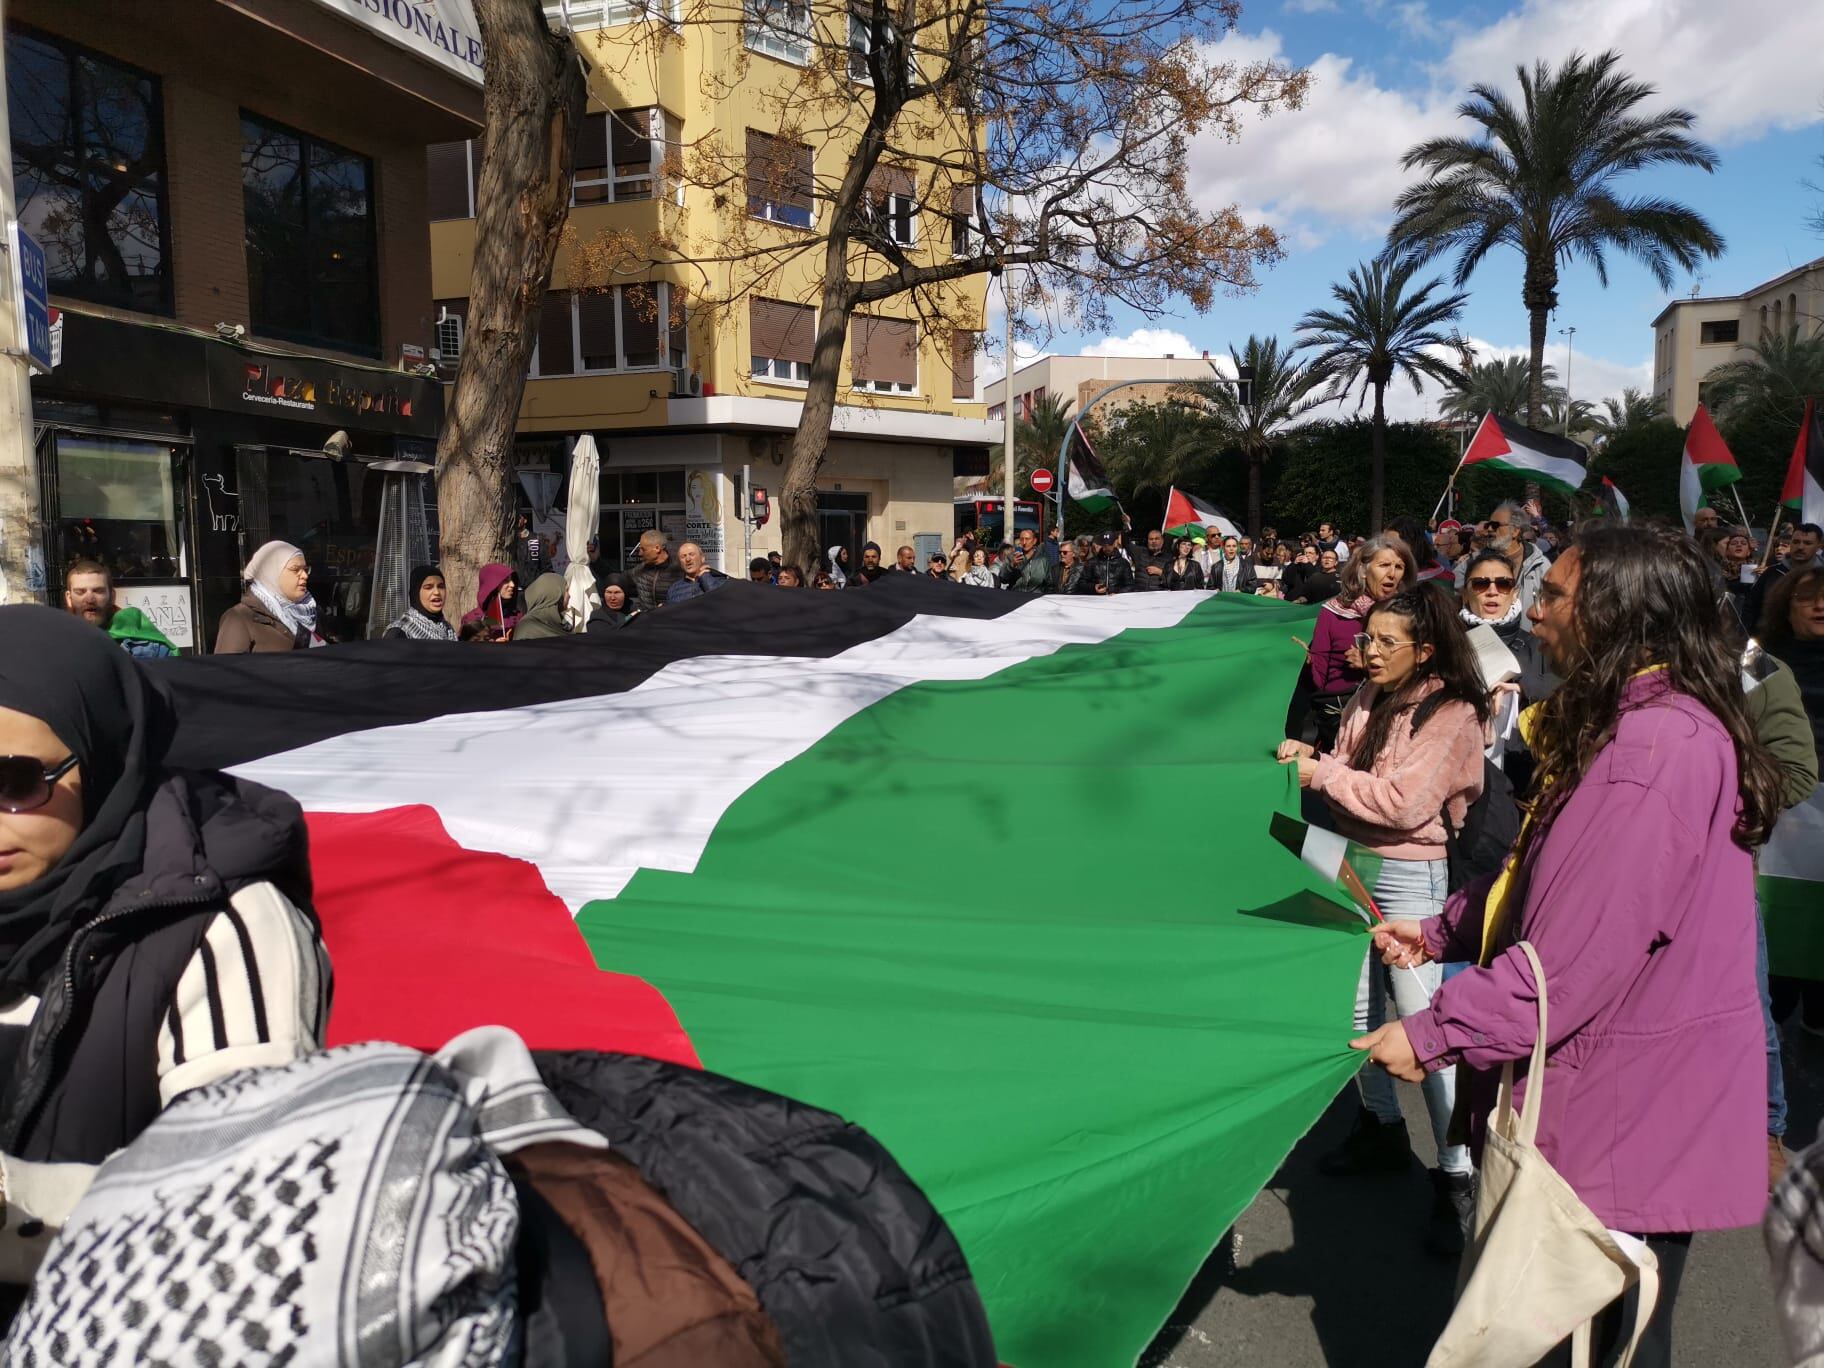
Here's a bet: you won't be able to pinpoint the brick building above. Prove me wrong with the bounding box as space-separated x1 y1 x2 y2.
11 0 480 648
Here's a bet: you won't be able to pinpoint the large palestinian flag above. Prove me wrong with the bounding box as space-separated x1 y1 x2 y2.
158 583 1369 1368
1461 411 1589 496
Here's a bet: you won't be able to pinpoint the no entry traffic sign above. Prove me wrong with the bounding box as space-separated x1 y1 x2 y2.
1030 467 1055 493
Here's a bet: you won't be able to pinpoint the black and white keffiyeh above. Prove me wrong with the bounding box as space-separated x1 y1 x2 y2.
4 1027 604 1367
388 607 457 641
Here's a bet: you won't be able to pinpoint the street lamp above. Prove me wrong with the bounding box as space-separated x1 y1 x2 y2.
1558 325 1577 435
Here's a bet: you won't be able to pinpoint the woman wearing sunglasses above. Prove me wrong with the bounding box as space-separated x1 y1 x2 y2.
0 607 328 1291
1278 589 1489 1257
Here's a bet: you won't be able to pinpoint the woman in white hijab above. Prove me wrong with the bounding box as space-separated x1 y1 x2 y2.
213 540 324 652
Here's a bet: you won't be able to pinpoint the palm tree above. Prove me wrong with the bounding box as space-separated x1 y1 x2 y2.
1180 336 1325 534
985 391 1074 489
1586 387 1667 444
1701 326 1824 421
1388 51 1724 427
1295 257 1471 531
1100 399 1223 507
1438 356 1562 424
1540 393 1598 442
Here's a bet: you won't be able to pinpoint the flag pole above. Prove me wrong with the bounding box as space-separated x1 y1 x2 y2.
1729 487 1754 534
1760 491 1789 573
1431 456 1466 524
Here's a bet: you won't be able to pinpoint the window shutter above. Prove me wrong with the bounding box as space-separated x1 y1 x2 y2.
536 292 574 375
577 113 609 180
949 185 976 217
851 316 916 385
620 285 661 367
611 109 649 170
427 142 471 219
751 298 814 363
866 163 915 199
951 330 976 399
577 290 617 368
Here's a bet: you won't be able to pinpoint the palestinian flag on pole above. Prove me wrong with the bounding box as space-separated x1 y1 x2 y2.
1065 422 1120 513
1780 398 1824 525
1598 476 1631 523
1460 411 1589 496
158 584 1363 1368
1163 486 1242 541
1680 403 1741 533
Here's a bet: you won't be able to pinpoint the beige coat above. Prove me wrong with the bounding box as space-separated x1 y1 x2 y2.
213 593 305 653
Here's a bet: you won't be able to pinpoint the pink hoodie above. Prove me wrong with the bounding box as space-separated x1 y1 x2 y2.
1310 677 1485 860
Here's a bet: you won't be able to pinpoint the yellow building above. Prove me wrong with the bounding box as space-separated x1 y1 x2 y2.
1651 255 1824 424
427 1 996 574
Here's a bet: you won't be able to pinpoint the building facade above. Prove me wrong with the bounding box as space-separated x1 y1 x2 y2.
982 353 1220 422
12 0 481 648
1651 255 1824 424
426 0 995 578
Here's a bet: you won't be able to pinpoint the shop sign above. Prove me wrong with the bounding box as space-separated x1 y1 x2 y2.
204 346 440 436
307 0 484 86
116 584 196 650
684 468 724 556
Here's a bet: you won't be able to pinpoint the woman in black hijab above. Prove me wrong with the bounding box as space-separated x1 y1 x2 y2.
0 607 328 1290
382 564 457 641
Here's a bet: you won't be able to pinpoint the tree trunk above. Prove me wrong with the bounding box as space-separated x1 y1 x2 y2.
1369 383 1387 533
1522 264 1557 432
779 266 857 574
1246 449 1263 536
434 0 583 622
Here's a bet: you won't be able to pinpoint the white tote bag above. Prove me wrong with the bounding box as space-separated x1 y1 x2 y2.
1427 942 1659 1368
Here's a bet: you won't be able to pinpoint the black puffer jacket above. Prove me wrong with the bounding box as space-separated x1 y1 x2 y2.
0 772 318 1166
536 1050 997 1368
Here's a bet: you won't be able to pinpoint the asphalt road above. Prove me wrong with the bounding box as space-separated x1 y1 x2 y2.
1139 1021 1824 1367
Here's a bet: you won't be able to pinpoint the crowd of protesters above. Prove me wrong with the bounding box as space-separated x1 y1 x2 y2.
31 486 1824 1366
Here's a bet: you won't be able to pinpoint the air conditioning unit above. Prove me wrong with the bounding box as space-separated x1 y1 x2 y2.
672 367 702 397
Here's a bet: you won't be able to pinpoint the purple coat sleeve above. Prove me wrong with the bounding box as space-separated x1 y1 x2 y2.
1421 876 1495 966
1402 777 1701 1073
1308 610 1362 696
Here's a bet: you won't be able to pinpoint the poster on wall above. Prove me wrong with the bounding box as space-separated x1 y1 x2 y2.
116 584 196 650
683 468 724 565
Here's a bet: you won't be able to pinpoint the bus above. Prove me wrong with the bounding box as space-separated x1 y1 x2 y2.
954 495 1045 546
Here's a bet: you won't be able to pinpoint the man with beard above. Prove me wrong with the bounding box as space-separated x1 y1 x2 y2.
64 560 175 658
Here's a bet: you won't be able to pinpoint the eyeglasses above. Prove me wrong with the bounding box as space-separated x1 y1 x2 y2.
1352 634 1417 655
0 754 78 813
1468 576 1516 592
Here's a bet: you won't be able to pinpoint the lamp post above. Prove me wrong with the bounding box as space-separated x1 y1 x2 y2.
1558 325 1577 435
1002 267 1016 548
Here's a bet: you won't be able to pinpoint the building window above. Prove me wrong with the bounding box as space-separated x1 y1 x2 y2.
1792 293 1800 334
427 139 478 219
241 114 379 355
745 0 812 63
951 330 977 400
863 165 917 246
746 130 813 228
8 25 172 313
1698 319 1738 346
1761 304 1769 337
848 7 912 83
574 108 678 204
530 282 687 377
950 185 979 257
850 314 917 394
750 297 814 382
541 0 681 26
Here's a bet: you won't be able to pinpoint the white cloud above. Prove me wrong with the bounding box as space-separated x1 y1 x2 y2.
1187 2 1824 242
1337 335 1653 422
1442 0 1824 144
1081 328 1207 358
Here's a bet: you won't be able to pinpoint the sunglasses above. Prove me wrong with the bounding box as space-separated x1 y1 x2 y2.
1468 576 1516 592
0 755 77 814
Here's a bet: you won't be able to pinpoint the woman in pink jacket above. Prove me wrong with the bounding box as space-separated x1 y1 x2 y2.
1279 587 1488 1255
1359 526 1781 1366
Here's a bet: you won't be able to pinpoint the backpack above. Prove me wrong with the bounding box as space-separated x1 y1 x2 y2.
1446 757 1522 893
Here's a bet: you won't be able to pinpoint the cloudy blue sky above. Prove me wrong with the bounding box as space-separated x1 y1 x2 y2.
992 0 1824 420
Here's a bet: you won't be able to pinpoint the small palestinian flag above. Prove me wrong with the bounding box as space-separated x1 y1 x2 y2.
1269 811 1385 925
1065 423 1119 513
1163 486 1242 541
1598 476 1631 523
1680 403 1741 534
156 586 1367 1368
1461 412 1589 496
1781 398 1824 526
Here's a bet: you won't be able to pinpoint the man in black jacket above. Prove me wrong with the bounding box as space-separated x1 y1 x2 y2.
1090 532 1134 594
1131 529 1171 590
632 530 686 610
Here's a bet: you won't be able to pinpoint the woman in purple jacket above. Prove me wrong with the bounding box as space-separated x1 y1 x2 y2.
1357 525 1783 1367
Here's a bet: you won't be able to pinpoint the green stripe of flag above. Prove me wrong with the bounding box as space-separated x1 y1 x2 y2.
576 595 1370 1368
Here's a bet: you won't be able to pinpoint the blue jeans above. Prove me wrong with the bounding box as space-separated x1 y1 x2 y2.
1758 910 1787 1138
1352 856 1472 1175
